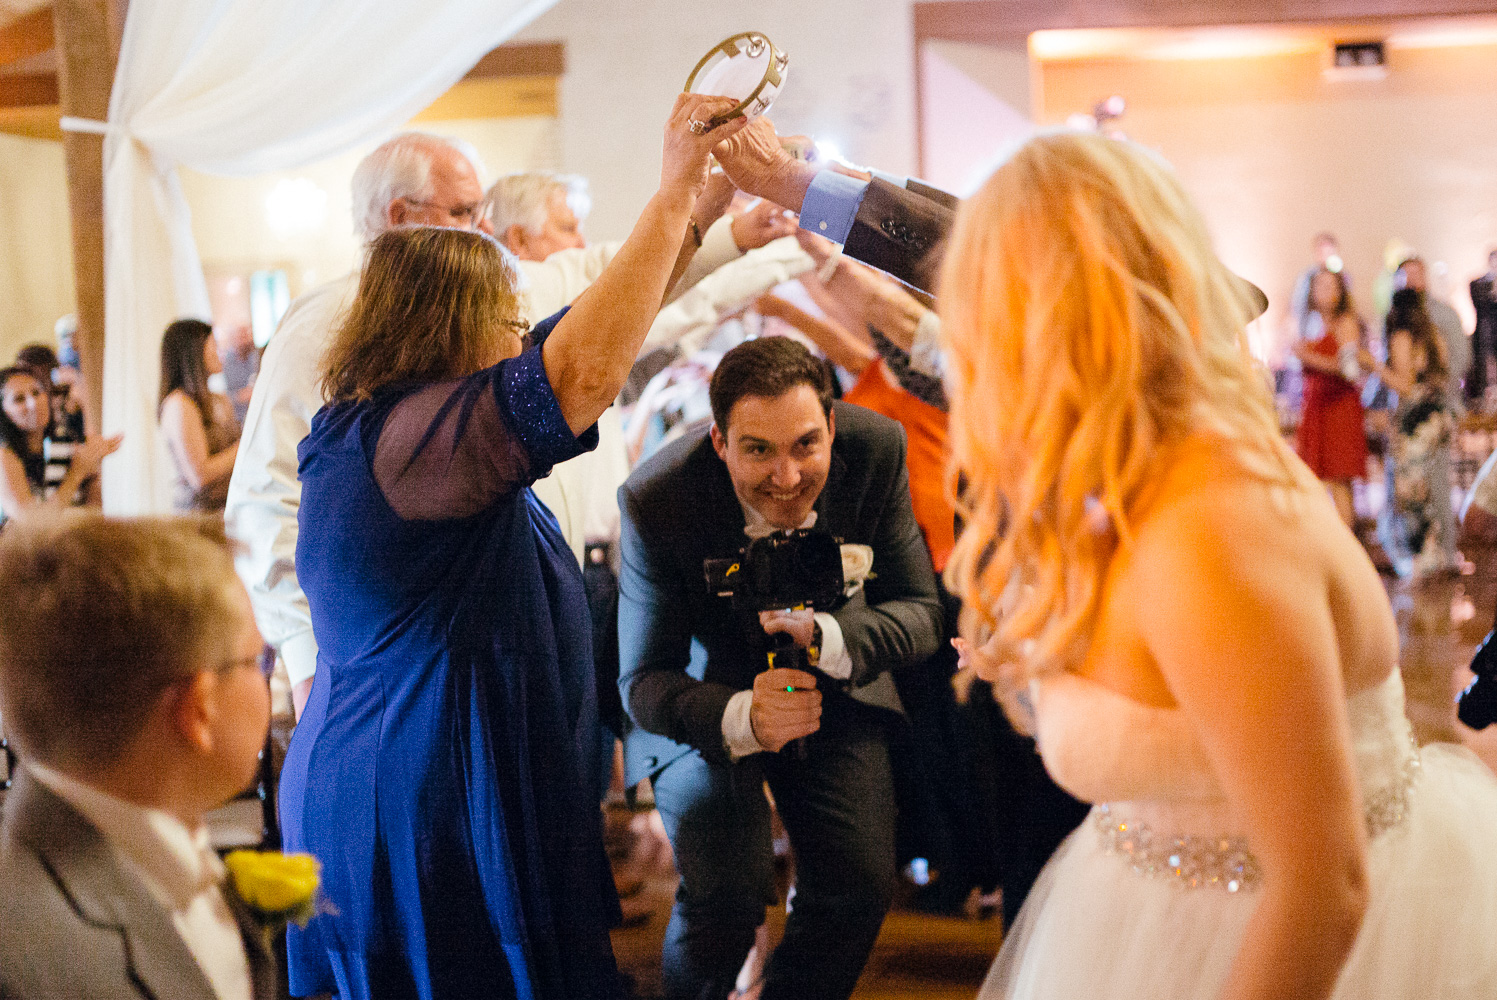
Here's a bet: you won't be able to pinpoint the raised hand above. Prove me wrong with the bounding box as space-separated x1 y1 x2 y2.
750 666 822 752
712 115 813 212
731 198 799 251
693 170 738 231
73 433 123 477
661 94 750 204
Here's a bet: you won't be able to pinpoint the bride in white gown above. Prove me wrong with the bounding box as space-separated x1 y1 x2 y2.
937 131 1497 1000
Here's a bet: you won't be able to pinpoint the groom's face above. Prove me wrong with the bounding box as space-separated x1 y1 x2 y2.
711 385 835 531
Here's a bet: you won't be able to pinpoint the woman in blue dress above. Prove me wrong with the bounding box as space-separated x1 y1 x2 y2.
280 94 747 1000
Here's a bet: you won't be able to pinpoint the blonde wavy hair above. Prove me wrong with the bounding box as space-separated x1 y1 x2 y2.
939 131 1300 680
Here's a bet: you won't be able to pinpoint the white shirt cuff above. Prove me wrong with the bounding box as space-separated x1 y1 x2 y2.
721 688 764 762
814 612 852 681
909 310 947 380
279 630 320 687
703 214 740 260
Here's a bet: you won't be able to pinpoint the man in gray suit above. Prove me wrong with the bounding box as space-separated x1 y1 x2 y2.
0 513 278 1000
618 337 942 1000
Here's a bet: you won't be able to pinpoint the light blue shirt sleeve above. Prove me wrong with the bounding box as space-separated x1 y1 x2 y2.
799 171 869 245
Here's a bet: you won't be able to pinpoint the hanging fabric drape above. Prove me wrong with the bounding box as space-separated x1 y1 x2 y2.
98 0 558 511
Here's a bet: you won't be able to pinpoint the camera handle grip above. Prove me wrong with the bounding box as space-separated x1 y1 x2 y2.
765 632 810 760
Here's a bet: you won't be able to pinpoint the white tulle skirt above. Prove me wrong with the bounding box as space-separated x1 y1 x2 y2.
980 744 1497 1000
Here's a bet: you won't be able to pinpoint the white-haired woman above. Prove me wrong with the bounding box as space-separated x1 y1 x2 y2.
942 131 1497 1000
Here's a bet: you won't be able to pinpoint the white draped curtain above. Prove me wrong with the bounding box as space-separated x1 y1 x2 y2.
97 0 558 511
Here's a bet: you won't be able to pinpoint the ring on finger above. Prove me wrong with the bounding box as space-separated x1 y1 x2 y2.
687 118 711 135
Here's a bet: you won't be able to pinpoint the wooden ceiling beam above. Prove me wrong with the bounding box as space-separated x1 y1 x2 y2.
0 70 56 106
0 6 55 68
463 41 564 81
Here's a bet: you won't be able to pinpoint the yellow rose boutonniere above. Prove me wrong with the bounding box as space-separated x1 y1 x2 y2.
223 850 322 929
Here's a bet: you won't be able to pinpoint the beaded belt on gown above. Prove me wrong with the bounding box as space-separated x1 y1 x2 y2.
1091 730 1421 893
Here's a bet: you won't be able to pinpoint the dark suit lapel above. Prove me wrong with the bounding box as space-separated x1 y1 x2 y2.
6 769 220 1000
814 444 849 539
702 439 749 544
223 884 281 1000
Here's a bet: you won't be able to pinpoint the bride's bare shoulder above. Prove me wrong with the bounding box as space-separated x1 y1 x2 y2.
1126 435 1326 576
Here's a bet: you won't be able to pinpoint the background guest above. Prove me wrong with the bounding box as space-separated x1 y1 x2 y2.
1397 256 1469 407
487 169 590 260
1376 287 1457 578
0 365 118 527
15 342 85 442
159 319 240 514
1292 268 1367 525
213 321 260 425
0 511 276 1000
1289 232 1347 341
1471 248 1497 408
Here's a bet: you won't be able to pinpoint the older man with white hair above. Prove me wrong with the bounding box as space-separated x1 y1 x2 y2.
489 170 590 260
227 132 495 719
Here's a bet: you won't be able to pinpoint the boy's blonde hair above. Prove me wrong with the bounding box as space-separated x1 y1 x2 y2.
0 511 244 768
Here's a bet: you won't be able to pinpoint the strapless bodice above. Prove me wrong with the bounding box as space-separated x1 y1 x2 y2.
1033 668 1420 890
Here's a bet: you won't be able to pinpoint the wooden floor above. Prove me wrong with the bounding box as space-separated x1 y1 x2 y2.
609 854 1005 1000
609 569 1497 999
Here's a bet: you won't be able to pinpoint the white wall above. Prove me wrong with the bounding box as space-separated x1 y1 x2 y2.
1037 40 1497 361
919 39 1035 196
0 134 75 362
514 0 918 241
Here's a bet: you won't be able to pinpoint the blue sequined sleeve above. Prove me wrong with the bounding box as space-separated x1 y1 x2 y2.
371 307 600 520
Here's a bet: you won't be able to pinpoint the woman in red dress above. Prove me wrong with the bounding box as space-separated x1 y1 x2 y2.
1294 268 1367 525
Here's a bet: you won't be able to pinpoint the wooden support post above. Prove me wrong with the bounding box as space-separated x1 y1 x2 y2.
52 0 120 440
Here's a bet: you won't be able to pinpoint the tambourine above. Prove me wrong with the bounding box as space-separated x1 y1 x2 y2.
683 31 789 127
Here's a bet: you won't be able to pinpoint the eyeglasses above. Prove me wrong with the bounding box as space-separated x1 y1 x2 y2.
214 652 271 680
402 198 485 230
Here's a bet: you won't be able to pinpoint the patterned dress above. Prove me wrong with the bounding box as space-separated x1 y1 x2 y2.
1380 378 1457 578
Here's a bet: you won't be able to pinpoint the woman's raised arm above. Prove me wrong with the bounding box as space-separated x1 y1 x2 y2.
543 94 748 435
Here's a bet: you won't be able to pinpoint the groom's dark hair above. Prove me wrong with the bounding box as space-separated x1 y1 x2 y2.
709 336 834 432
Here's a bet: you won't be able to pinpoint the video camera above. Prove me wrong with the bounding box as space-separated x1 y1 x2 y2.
705 529 847 758
704 529 845 614
705 529 845 669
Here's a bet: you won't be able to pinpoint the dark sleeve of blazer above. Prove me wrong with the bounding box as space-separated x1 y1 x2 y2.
830 418 943 688
617 475 739 767
841 176 956 296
